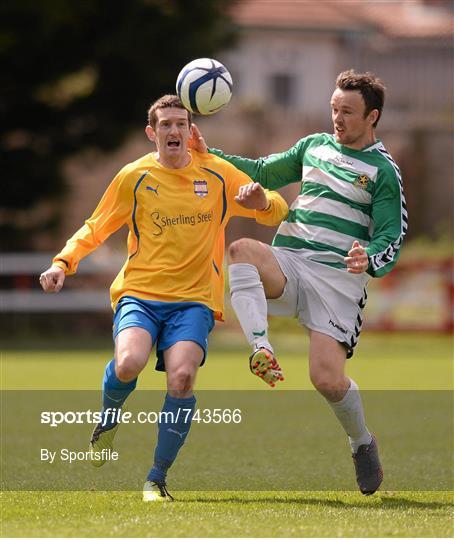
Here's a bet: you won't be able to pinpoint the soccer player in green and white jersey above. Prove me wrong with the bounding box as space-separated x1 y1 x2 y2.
190 70 407 495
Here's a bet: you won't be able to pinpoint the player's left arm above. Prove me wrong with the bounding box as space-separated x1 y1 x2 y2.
225 163 288 225
357 169 407 277
191 124 303 190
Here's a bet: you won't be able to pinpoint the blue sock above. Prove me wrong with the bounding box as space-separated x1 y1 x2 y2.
147 393 196 483
100 359 137 429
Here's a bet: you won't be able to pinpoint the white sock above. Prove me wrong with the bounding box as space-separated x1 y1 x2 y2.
327 378 372 453
229 263 273 353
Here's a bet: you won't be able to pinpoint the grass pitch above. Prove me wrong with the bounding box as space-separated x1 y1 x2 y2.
2 490 452 537
1 333 453 537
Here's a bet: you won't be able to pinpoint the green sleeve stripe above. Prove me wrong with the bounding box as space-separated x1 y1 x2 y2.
272 234 348 257
286 209 370 241
210 140 305 190
301 181 371 215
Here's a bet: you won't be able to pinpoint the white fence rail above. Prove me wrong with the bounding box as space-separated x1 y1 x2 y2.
1 290 110 312
1 252 123 313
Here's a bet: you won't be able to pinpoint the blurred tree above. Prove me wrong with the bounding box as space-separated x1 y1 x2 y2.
0 0 235 249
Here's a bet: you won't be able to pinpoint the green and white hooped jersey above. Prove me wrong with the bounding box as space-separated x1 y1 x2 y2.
211 133 407 277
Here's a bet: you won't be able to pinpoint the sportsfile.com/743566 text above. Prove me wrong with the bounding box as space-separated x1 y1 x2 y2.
40 408 242 427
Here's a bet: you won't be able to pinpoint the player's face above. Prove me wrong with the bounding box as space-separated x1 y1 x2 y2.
146 108 192 168
330 89 377 149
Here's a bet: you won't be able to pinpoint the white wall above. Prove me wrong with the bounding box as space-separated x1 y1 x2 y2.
221 30 340 118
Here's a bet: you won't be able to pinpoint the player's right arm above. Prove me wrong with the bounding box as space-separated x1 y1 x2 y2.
40 168 131 292
190 124 303 190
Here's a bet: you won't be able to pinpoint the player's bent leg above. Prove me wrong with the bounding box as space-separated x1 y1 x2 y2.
144 341 202 501
309 330 381 494
165 340 203 398
228 239 286 386
228 238 286 299
114 326 153 383
90 327 152 467
308 331 350 401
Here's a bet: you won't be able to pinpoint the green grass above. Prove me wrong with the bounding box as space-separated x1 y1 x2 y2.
2 333 452 390
1 333 453 537
1 491 453 538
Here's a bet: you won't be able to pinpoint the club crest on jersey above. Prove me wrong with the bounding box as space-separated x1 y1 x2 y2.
354 174 370 190
193 180 208 198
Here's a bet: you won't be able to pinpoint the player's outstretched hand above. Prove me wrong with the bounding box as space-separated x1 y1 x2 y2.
344 240 369 274
235 182 269 211
39 265 66 293
188 123 208 153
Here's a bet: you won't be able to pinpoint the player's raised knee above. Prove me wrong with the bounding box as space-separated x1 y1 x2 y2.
115 353 144 382
228 238 259 264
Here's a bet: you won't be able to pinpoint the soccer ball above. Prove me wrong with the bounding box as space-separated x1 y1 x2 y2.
176 58 233 115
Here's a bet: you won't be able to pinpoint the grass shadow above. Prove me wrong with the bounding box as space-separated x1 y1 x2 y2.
189 492 454 510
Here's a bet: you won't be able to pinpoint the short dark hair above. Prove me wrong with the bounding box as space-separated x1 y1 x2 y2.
147 94 192 128
336 70 386 128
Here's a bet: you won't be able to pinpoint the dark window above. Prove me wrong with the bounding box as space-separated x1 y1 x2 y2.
269 73 296 106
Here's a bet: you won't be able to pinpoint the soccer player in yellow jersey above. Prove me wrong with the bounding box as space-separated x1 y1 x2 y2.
39 95 288 501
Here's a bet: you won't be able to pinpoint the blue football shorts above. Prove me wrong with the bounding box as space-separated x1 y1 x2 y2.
113 296 215 371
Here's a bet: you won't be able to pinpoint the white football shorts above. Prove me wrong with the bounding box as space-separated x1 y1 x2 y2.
266 246 371 358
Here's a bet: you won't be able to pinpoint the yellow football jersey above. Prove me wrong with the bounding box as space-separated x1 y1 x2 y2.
53 150 288 320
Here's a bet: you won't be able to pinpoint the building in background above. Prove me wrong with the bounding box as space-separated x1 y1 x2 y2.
222 0 452 129
212 0 453 240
